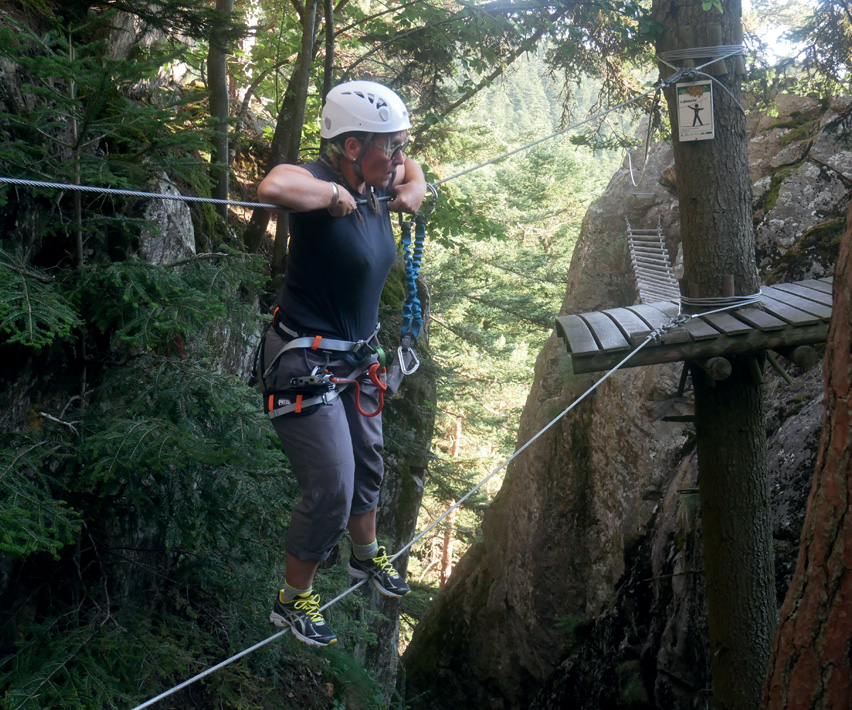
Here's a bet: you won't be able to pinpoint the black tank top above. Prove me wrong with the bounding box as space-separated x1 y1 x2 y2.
275 160 397 342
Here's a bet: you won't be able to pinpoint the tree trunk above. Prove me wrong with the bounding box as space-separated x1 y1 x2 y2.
762 201 852 710
207 0 234 219
243 0 321 257
652 1 775 707
322 0 335 98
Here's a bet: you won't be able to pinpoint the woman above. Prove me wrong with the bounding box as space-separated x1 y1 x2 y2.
257 80 426 647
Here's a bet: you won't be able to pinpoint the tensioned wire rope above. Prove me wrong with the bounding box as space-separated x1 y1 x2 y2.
0 45 752 710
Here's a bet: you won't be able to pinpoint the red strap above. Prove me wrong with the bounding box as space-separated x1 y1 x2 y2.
268 394 274 412
295 394 303 413
330 367 386 418
310 335 322 350
369 363 388 392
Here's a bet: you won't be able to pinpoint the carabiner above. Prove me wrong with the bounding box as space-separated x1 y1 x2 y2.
398 344 420 375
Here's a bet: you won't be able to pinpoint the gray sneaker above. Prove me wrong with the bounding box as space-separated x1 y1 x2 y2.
269 591 337 647
347 546 411 598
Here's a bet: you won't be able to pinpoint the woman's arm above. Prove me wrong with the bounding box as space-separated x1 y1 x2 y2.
388 157 427 215
257 164 357 215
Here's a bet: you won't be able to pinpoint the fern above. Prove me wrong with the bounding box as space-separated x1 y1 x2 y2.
0 251 81 351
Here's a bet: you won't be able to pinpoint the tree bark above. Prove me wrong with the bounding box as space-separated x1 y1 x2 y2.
762 201 852 710
653 1 775 707
208 0 234 219
322 0 335 99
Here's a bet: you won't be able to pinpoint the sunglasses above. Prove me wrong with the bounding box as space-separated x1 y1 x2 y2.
377 138 409 161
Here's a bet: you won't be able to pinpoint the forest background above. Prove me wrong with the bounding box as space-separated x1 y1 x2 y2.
0 0 847 708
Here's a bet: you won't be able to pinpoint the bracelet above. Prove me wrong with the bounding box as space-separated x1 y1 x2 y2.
327 182 340 211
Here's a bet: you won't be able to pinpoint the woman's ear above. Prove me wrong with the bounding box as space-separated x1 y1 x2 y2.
343 136 363 161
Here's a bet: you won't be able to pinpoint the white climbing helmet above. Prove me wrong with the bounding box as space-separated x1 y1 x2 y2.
321 80 412 139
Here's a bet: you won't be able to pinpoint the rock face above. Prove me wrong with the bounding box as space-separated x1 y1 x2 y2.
139 178 197 266
403 95 850 709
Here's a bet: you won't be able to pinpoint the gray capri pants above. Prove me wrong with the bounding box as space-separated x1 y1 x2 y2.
262 326 384 562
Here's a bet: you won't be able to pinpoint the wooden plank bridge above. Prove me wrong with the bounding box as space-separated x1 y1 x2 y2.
555 278 833 375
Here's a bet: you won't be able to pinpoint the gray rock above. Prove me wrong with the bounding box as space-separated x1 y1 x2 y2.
138 178 196 265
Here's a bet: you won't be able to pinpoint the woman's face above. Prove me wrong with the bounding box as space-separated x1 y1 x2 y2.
356 131 409 188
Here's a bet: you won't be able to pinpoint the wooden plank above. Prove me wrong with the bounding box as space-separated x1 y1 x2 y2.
645 300 680 317
796 278 833 294
733 307 787 332
627 303 692 344
772 282 833 306
762 285 832 320
554 314 601 354
604 307 653 342
703 311 753 336
759 294 821 325
579 311 631 352
683 317 721 340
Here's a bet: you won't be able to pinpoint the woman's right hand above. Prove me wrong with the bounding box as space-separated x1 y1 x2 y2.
327 183 357 217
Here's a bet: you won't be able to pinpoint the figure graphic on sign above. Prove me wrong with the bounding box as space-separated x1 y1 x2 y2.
689 103 705 126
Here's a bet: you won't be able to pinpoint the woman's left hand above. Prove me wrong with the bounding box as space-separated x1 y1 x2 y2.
388 179 425 215
388 157 427 214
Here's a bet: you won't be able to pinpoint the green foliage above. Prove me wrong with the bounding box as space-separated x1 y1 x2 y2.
325 647 386 707
0 12 214 223
785 0 852 95
0 436 82 558
0 250 81 350
616 660 649 705
75 252 264 351
0 3 458 707
0 0 747 703
407 59 621 593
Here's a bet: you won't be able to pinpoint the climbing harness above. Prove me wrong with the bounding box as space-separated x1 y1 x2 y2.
386 183 438 393
256 310 388 418
257 177 437 415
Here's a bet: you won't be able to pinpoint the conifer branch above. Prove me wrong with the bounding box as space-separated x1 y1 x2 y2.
5 264 54 284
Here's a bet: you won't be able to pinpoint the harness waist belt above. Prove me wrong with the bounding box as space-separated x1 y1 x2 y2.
263 321 381 381
276 334 368 353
